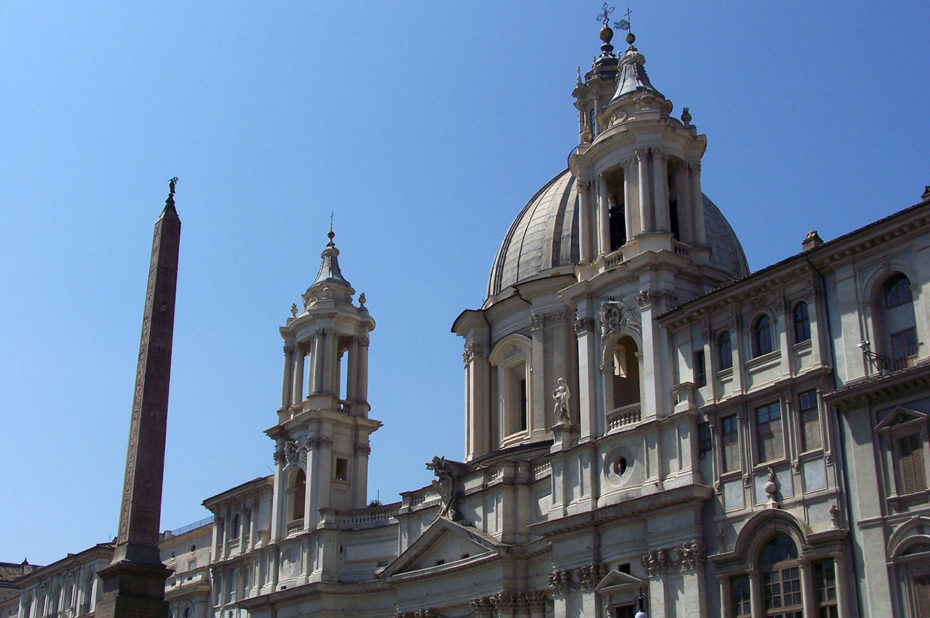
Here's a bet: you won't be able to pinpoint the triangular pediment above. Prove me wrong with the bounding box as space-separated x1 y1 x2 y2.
595 569 647 595
379 517 501 578
876 406 928 431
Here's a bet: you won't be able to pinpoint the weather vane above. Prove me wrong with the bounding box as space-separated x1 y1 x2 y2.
597 3 614 27
615 7 632 32
168 176 179 196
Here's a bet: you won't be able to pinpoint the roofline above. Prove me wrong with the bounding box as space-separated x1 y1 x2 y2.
202 475 273 508
659 196 930 322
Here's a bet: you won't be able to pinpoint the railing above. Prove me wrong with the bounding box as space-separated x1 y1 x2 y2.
607 402 642 431
169 515 214 537
320 503 400 529
532 461 551 479
286 518 303 534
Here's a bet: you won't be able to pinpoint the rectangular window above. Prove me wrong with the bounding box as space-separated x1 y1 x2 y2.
214 574 222 605
698 422 712 458
730 574 751 618
799 390 821 451
814 559 838 617
890 328 918 370
763 566 802 612
694 350 706 387
756 402 785 462
897 433 928 494
228 568 237 603
334 457 348 481
243 566 250 599
519 377 528 431
721 415 740 472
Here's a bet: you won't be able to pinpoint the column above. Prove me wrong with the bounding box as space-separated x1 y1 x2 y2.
353 443 370 507
324 331 339 396
652 148 669 233
690 161 707 245
748 569 762 618
575 309 598 441
281 344 294 408
248 498 257 551
800 559 815 617
291 345 305 405
530 313 547 437
315 330 327 395
465 342 490 459
577 177 593 263
356 335 370 407
637 148 651 232
834 554 850 616
346 336 360 404
310 333 323 394
597 175 610 256
622 158 636 241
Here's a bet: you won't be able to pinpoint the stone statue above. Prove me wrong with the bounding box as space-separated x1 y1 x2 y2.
426 455 472 522
552 377 571 424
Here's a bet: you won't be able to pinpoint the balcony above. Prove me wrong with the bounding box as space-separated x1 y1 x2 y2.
607 402 641 432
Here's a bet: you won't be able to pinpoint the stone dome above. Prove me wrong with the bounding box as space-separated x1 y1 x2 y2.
486 169 749 300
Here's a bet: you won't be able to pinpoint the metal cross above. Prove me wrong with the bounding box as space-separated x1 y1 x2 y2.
614 7 632 31
597 3 614 26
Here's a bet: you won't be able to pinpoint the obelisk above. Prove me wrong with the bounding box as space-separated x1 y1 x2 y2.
97 178 181 618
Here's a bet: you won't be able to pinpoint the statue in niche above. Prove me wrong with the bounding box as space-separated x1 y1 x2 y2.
552 377 571 424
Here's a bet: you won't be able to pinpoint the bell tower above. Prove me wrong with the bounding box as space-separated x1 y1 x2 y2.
267 229 379 538
570 23 709 266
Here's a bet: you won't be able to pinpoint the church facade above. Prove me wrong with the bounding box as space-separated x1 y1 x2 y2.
199 23 930 618
9 21 930 618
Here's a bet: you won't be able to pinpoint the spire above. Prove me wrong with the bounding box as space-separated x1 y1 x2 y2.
609 30 663 102
310 228 352 290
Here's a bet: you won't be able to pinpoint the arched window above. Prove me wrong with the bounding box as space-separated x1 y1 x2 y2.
611 336 641 409
489 336 532 441
718 331 733 370
754 315 773 357
231 513 240 539
292 469 306 521
793 302 810 343
879 273 918 370
760 535 802 617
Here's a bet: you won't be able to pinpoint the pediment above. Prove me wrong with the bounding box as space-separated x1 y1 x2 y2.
379 518 501 578
876 406 928 431
595 569 647 595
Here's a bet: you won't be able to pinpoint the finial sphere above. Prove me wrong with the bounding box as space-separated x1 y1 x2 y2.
626 32 635 45
600 24 613 43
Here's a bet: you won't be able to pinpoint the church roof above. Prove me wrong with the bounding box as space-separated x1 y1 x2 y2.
609 38 663 102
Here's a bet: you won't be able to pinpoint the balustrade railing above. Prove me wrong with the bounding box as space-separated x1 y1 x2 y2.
607 402 641 431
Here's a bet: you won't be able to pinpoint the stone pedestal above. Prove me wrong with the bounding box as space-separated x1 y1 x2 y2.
95 561 172 618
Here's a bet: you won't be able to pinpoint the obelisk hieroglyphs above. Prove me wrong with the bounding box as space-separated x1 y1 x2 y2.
97 179 181 618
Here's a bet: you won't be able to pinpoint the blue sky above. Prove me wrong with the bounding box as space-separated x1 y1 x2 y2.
1 2 927 565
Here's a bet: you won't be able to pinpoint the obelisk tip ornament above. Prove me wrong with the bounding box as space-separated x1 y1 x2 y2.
96 178 181 618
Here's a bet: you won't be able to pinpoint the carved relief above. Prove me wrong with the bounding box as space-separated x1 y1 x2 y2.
600 296 641 339
641 549 667 577
530 313 545 331
575 564 607 589
284 440 300 466
574 316 594 335
462 342 484 366
675 539 706 572
548 569 572 594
